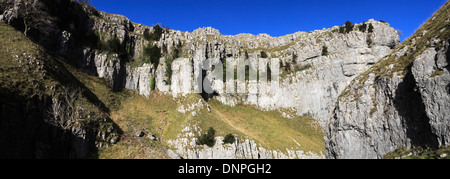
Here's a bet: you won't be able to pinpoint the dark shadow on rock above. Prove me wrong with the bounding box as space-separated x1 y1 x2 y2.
200 69 219 102
2 0 129 92
445 40 450 95
0 89 97 159
394 67 439 149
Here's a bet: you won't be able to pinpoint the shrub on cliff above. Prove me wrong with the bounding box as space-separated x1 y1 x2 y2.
344 21 354 33
197 127 216 147
368 24 375 33
143 24 164 41
322 45 328 56
143 44 161 68
223 134 235 144
260 51 268 58
143 28 151 41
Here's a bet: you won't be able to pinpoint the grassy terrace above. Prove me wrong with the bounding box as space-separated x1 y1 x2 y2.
90 90 325 158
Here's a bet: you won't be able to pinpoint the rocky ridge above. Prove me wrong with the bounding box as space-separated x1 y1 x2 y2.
325 2 450 159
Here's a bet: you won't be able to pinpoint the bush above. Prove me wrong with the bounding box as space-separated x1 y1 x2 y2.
143 25 164 41
359 23 368 32
368 24 374 33
143 44 161 68
143 28 151 41
344 21 354 33
339 26 346 34
223 134 235 144
322 45 328 56
260 51 268 58
197 127 216 147
105 37 122 53
100 37 127 57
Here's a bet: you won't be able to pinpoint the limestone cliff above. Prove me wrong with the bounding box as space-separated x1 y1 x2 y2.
1 0 408 159
325 2 450 159
0 0 399 127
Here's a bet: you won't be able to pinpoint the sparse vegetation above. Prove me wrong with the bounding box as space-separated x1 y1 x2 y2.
431 69 444 77
143 28 151 41
197 127 216 147
143 44 161 68
358 22 368 32
164 42 183 85
144 24 164 42
339 21 354 34
322 45 328 56
260 51 268 58
340 2 450 102
384 146 450 159
77 0 92 5
294 63 312 72
223 134 235 144
150 76 155 90
344 21 354 33
368 24 374 33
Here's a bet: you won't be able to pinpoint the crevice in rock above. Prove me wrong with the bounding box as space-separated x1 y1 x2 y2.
394 67 439 149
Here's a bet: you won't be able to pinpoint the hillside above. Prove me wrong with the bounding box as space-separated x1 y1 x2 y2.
0 22 120 158
326 1 450 159
0 0 409 159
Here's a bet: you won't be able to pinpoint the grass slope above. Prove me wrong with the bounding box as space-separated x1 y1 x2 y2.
93 90 325 158
0 22 120 157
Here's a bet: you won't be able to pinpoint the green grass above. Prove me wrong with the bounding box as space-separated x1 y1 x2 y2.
431 69 444 77
95 89 325 157
384 146 450 159
204 99 325 154
0 22 121 152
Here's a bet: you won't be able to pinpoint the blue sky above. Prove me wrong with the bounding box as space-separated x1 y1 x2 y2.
91 0 447 41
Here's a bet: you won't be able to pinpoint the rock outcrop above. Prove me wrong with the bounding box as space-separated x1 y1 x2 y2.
156 20 399 128
411 46 450 147
325 2 450 159
167 126 323 159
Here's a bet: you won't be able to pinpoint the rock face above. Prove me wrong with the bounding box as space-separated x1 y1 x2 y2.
159 20 399 128
325 2 450 159
0 0 400 127
9 0 441 159
412 46 450 146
